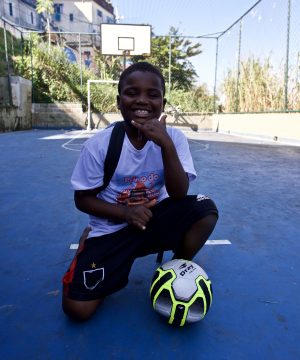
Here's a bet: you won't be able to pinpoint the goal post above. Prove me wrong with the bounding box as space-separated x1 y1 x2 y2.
87 79 118 131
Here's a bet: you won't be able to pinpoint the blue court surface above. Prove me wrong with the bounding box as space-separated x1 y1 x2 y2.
0 129 299 360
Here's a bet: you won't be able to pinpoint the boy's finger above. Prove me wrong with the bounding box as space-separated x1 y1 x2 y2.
159 114 167 125
131 120 141 128
144 199 157 208
133 221 146 230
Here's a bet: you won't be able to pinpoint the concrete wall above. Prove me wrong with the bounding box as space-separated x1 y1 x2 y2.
0 76 32 132
213 113 300 145
31 109 216 131
30 104 300 145
32 103 86 129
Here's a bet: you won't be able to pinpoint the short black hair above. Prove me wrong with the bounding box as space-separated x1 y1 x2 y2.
118 62 165 96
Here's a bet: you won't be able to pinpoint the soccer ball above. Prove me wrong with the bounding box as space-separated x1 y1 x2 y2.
150 259 213 326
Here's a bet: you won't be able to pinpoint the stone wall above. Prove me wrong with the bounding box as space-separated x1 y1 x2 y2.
32 103 85 129
0 76 32 132
0 76 299 144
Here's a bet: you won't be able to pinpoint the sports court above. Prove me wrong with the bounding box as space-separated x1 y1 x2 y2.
1 128 299 359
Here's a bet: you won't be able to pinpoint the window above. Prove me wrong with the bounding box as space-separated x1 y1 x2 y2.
31 12 34 24
54 13 61 21
9 3 13 16
69 13 73 21
97 10 102 17
54 4 63 22
84 51 92 68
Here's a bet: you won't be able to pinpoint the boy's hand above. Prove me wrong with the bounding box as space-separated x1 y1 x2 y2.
124 200 155 230
131 115 171 147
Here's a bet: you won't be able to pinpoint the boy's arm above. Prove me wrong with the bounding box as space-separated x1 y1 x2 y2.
74 189 153 230
132 115 189 199
74 188 126 220
160 138 189 198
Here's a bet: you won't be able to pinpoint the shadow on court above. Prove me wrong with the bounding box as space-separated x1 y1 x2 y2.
0 129 299 360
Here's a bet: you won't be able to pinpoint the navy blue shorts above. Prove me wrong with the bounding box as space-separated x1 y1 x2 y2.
63 195 218 301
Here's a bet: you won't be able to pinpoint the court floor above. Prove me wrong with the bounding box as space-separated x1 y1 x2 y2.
0 129 299 360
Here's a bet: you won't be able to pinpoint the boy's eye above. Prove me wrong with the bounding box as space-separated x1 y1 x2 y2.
125 90 137 96
148 91 161 97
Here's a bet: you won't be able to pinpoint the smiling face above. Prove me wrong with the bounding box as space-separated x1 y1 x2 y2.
117 70 166 127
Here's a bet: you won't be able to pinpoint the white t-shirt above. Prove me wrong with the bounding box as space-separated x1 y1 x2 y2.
71 125 197 237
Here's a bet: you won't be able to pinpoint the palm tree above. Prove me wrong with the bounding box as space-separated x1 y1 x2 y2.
36 0 54 52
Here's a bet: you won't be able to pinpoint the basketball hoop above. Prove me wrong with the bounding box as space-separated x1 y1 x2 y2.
100 24 151 57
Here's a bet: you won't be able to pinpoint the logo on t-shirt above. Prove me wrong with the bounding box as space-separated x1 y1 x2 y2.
116 171 162 206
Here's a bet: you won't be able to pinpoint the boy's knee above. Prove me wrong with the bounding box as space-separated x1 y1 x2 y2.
192 213 218 233
62 296 103 322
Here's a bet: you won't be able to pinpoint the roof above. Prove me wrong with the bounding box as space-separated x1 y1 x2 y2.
20 0 36 9
20 0 114 15
93 0 114 15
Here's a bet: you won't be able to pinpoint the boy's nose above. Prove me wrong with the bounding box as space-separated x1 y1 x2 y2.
136 93 148 103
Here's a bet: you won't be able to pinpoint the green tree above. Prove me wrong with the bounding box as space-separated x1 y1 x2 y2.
94 53 122 80
36 0 54 53
132 27 202 92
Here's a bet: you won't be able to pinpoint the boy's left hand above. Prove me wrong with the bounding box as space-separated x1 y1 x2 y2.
131 115 171 147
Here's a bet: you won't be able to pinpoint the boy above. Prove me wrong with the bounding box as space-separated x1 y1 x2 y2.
62 62 218 321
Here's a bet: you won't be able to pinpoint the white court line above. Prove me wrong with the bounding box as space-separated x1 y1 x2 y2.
61 130 86 151
40 129 100 140
205 239 231 245
70 244 80 249
69 239 231 250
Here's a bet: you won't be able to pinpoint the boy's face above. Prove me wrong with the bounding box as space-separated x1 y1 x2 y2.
117 71 166 126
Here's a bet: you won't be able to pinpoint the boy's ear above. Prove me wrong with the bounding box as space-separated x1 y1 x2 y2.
163 98 167 110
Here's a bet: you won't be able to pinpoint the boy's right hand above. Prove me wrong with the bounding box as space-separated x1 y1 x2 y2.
124 201 155 230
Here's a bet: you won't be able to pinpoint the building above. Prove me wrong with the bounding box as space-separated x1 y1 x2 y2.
51 0 115 33
0 0 116 71
0 0 42 30
51 0 116 70
1 0 115 33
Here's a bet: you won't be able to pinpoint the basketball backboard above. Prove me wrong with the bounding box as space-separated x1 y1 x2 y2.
100 24 151 56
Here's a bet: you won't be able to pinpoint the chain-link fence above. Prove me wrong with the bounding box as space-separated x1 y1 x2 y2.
215 0 300 113
1 0 299 113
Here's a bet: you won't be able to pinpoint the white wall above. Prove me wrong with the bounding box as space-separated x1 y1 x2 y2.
214 113 300 145
52 0 115 33
2 0 40 29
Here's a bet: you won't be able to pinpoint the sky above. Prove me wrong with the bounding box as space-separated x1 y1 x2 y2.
112 0 259 36
110 0 299 91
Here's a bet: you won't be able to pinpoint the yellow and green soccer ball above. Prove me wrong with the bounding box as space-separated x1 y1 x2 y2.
150 259 213 326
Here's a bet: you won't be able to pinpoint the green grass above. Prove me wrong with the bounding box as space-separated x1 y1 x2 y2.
0 27 23 76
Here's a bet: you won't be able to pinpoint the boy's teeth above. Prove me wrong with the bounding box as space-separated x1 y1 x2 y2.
135 110 149 115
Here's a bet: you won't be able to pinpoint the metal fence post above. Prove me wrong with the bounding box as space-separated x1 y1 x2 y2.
168 35 171 103
78 33 83 102
235 20 243 113
284 0 291 111
30 34 34 102
3 21 13 106
213 37 219 113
